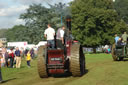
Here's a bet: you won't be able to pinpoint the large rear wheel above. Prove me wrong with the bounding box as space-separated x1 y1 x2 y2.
70 44 86 76
37 46 48 78
112 44 118 61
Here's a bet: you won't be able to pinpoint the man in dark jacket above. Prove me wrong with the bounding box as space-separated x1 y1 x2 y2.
15 47 21 68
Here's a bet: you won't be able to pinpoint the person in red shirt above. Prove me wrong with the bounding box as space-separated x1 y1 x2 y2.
9 48 15 68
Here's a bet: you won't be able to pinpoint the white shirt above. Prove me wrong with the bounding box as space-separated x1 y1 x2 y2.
60 29 64 38
56 28 65 40
44 27 55 40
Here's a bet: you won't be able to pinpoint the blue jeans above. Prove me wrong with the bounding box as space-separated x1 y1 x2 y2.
47 40 55 49
27 60 31 66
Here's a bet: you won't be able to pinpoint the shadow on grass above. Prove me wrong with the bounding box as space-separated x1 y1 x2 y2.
49 69 89 85
20 65 35 69
2 78 17 84
51 69 89 78
84 69 89 75
51 72 72 78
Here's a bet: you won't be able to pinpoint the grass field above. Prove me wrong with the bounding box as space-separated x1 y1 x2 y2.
1 53 128 85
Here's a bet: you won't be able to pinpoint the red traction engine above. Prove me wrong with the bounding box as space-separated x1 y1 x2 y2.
37 16 86 78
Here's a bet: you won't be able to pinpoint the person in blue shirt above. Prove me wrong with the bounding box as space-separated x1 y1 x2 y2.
115 34 120 44
15 47 21 68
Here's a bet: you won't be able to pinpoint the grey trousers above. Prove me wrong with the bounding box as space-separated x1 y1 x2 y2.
56 39 64 49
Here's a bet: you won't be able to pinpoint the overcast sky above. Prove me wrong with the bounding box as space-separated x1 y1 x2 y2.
0 0 73 29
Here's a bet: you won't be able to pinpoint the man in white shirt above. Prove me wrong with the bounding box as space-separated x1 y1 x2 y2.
44 24 55 49
56 25 65 49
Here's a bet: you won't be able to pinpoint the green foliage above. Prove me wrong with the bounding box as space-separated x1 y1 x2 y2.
19 4 71 44
5 25 27 42
0 29 7 38
20 4 57 44
114 0 128 23
71 0 128 46
49 2 71 28
4 3 70 44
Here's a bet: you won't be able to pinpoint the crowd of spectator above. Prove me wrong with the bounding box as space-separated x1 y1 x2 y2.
0 47 35 68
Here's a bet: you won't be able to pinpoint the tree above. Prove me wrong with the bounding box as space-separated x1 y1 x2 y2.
5 25 27 42
0 29 8 38
20 4 57 44
71 0 128 51
20 3 71 44
114 0 128 23
48 2 71 27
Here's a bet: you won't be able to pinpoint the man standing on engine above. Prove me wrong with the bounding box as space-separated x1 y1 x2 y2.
122 31 128 45
44 24 55 49
56 25 66 49
115 34 120 44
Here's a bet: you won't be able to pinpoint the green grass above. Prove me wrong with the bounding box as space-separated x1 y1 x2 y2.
1 59 39 85
1 54 128 85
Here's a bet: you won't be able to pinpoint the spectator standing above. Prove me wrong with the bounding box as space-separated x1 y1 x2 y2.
24 48 29 57
1 56 4 67
15 47 21 68
4 49 9 67
9 48 15 68
44 24 55 49
104 45 109 53
1 48 5 67
26 51 31 67
0 53 3 83
107 48 111 54
30 48 34 59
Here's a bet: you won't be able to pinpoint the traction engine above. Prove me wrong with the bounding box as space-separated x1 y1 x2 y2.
37 16 86 78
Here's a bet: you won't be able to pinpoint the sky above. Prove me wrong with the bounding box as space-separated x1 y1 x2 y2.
0 0 73 29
